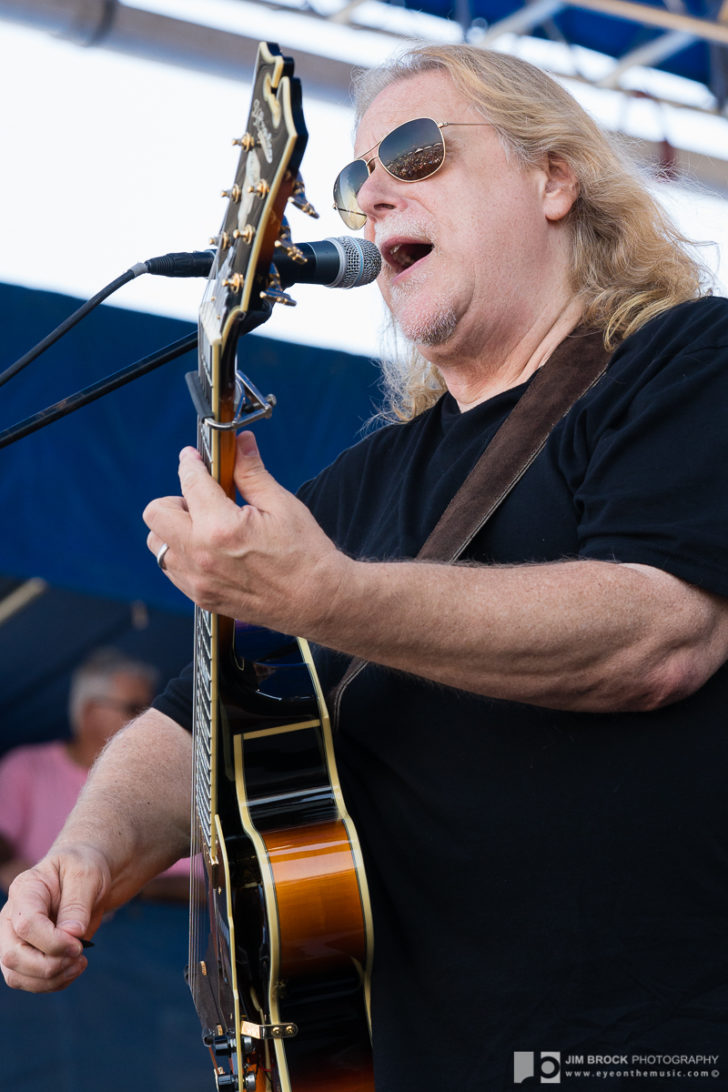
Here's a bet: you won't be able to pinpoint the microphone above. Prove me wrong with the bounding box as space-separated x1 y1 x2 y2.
137 237 381 290
273 237 381 289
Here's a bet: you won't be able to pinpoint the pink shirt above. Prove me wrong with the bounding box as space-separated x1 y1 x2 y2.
0 740 189 878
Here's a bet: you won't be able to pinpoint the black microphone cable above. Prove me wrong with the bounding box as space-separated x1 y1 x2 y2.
0 238 380 390
0 251 214 390
0 332 198 450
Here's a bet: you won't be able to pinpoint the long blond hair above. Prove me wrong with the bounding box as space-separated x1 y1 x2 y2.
353 45 710 420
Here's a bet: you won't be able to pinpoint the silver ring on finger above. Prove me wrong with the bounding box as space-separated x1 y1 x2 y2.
156 542 170 571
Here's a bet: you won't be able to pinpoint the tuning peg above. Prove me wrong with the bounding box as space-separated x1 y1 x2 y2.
260 285 296 307
223 273 245 292
210 232 231 249
274 239 306 265
263 265 296 306
247 181 270 198
222 184 243 202
233 133 256 150
291 174 319 219
233 226 256 244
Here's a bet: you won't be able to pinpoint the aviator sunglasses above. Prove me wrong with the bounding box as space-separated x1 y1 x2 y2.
333 116 489 230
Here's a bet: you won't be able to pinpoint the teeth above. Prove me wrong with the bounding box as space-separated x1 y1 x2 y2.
386 240 432 270
389 242 415 269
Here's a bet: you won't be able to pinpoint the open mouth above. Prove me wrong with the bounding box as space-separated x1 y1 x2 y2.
384 240 433 272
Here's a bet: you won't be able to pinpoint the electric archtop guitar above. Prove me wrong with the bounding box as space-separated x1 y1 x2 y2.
186 42 374 1092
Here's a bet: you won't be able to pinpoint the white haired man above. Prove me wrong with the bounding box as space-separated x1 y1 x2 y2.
2 46 728 1089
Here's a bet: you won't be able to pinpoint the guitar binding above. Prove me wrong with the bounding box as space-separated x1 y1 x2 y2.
186 40 375 1092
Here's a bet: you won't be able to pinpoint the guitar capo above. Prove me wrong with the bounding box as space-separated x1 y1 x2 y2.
185 369 277 431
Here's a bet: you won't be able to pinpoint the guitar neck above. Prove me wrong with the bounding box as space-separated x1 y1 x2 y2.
184 44 374 1092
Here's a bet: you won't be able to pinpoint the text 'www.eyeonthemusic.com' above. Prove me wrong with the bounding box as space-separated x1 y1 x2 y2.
513 1050 721 1083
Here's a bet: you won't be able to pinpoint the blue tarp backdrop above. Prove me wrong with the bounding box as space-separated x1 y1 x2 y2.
0 281 379 608
0 281 380 750
0 281 380 1092
0 898 216 1091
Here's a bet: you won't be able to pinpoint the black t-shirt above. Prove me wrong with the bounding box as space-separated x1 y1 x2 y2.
155 297 728 1089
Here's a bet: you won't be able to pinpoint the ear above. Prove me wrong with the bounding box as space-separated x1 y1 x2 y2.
542 154 579 222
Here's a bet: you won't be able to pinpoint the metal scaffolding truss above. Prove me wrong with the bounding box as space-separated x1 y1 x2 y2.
0 0 725 104
0 0 726 199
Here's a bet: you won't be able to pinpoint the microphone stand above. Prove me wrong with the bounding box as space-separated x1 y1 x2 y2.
0 332 197 450
0 236 380 450
0 230 381 450
0 295 278 450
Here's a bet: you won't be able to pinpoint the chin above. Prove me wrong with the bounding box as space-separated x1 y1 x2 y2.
392 298 458 349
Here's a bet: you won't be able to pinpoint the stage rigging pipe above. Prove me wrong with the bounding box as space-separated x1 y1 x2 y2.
0 0 354 97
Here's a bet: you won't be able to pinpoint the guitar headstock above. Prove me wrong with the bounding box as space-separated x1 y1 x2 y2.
192 42 317 481
199 42 312 352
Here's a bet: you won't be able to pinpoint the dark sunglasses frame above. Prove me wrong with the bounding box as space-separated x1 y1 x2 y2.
333 117 489 229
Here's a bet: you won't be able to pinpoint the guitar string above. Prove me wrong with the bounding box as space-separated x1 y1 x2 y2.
188 398 212 1031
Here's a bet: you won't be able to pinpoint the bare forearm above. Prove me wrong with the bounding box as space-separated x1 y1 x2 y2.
0 711 192 992
143 435 728 715
51 709 192 908
310 557 728 712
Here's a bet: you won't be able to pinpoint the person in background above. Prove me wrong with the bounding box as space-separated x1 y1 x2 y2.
0 648 188 899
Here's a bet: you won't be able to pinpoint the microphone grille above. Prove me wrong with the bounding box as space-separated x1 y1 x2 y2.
329 237 382 289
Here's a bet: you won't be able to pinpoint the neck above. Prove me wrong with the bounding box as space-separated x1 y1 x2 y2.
431 296 584 412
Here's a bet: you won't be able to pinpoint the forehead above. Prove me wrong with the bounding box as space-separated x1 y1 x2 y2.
109 670 153 697
354 70 480 156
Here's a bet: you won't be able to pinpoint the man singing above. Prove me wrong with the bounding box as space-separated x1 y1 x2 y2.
3 44 728 1090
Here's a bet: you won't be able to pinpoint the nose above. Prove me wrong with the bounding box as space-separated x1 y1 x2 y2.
356 160 403 223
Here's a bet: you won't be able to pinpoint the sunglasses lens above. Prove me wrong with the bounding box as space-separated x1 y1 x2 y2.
334 160 369 230
333 118 445 228
379 117 444 182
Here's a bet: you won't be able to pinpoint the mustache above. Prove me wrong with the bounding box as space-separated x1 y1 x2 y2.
373 217 435 252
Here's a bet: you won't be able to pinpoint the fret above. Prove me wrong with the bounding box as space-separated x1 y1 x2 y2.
196 313 216 476
192 714 212 854
199 295 223 355
194 678 210 715
192 599 214 856
195 635 212 697
196 419 212 471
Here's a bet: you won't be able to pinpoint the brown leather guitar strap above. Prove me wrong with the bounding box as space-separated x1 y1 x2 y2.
330 325 612 722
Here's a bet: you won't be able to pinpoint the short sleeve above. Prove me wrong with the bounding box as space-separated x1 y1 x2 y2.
565 299 728 597
152 660 194 733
